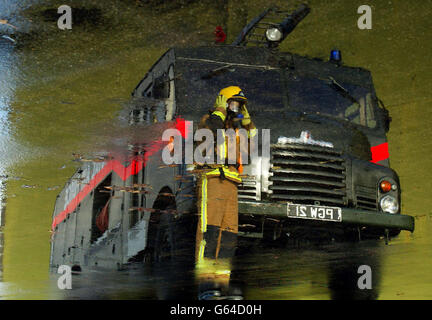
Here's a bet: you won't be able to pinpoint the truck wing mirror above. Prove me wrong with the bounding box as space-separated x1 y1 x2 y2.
378 98 392 132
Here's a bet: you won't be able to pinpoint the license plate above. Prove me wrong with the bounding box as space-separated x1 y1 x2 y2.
287 204 342 222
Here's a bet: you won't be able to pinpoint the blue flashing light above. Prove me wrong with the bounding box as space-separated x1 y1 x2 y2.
330 49 342 62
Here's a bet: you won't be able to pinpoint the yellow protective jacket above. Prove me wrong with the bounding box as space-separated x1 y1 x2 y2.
197 106 256 179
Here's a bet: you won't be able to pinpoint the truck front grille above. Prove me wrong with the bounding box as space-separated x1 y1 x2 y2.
238 176 259 201
355 186 378 211
269 144 347 206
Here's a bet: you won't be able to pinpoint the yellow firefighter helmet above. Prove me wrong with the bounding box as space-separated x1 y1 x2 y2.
218 86 247 103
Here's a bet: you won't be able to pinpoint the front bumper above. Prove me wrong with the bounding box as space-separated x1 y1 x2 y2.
238 201 415 232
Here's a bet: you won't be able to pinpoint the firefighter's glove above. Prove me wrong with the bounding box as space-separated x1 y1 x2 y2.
241 105 251 126
214 94 228 110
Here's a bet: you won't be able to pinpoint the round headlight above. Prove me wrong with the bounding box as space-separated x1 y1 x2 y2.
265 27 283 42
380 195 399 214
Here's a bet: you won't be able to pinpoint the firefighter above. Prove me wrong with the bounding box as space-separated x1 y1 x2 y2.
195 86 256 300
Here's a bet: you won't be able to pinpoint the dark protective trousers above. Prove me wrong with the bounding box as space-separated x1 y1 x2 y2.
195 171 239 286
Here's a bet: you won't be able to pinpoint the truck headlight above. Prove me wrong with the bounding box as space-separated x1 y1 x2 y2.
265 27 283 41
380 195 399 214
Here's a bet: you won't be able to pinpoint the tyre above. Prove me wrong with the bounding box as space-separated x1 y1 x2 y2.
153 207 195 265
389 229 401 237
262 218 288 247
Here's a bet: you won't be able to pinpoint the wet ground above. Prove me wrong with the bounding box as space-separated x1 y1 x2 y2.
0 0 431 299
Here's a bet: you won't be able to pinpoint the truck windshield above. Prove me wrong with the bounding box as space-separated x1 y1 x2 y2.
175 60 285 129
286 76 377 129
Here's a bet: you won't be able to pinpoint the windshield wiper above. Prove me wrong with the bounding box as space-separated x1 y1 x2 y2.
199 64 234 80
326 76 360 105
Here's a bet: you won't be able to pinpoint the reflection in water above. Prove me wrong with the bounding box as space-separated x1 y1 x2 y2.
0 0 431 299
327 242 381 300
0 229 3 282
49 263 197 300
1 0 45 298
229 239 380 300
45 226 431 300
0 12 15 289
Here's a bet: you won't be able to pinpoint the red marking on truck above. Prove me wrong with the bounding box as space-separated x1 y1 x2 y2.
51 119 191 230
371 142 389 163
174 117 190 139
51 158 144 230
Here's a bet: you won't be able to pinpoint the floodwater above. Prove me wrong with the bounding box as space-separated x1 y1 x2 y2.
0 0 431 300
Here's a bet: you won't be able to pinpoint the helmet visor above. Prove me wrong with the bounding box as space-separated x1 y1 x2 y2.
228 100 243 113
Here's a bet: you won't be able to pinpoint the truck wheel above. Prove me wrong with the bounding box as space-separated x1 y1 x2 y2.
262 219 286 246
389 229 401 237
153 207 195 265
154 211 175 263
